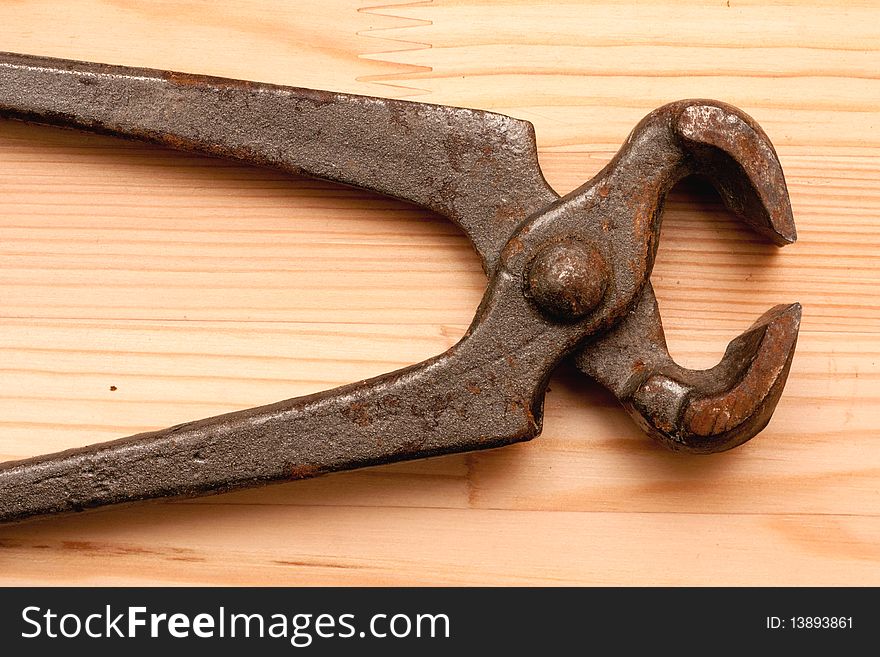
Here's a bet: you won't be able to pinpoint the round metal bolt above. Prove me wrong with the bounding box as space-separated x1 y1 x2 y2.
527 240 609 320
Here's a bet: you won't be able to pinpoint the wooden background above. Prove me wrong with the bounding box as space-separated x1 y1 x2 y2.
0 0 877 585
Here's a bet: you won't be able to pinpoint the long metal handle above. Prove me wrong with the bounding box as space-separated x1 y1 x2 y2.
0 51 556 271
0 268 575 524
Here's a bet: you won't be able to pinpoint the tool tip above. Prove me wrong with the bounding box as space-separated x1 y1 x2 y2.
673 100 798 249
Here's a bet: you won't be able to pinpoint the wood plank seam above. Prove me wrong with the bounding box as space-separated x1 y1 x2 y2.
357 1 435 96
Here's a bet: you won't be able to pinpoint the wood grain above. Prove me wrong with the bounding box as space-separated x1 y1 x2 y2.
0 0 878 585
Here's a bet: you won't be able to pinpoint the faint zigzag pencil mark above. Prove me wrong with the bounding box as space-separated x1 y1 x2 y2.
357 1 434 97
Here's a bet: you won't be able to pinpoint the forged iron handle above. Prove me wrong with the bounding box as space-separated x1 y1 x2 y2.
0 51 556 273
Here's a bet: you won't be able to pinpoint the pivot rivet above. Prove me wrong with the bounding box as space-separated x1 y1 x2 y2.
527 240 609 320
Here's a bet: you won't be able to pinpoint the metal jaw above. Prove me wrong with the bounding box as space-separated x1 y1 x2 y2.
0 53 800 524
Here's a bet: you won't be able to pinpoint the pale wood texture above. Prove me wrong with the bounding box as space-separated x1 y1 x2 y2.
0 0 878 585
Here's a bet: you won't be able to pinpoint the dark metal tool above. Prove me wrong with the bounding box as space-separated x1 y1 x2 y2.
0 52 801 524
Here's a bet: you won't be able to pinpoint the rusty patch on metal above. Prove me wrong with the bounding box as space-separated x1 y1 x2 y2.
289 464 323 480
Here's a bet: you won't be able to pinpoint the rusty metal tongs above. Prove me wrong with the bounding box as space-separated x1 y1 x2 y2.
0 53 801 524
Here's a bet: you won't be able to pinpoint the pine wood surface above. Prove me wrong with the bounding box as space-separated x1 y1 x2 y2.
0 0 878 585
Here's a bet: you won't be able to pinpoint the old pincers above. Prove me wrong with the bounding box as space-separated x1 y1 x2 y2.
0 53 800 523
